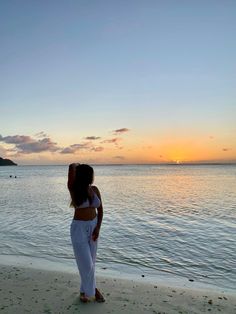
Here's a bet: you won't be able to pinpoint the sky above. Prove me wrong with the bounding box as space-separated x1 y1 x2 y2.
0 0 235 165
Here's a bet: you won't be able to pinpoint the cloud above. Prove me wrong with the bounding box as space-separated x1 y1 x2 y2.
35 131 49 138
0 145 8 156
113 156 125 160
0 131 127 157
61 142 104 154
61 142 92 154
60 147 75 154
113 128 130 134
17 138 59 154
84 136 101 140
91 146 104 152
70 143 91 149
222 148 231 152
0 135 32 144
209 136 214 139
101 138 122 145
0 134 60 154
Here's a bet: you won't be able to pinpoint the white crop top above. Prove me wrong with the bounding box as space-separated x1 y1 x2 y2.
76 192 101 209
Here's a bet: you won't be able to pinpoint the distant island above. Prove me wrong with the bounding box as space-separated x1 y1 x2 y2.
0 157 17 166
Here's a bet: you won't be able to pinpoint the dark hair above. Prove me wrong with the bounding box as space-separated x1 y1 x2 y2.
70 164 94 207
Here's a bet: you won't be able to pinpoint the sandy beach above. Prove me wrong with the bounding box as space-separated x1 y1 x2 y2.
0 265 235 314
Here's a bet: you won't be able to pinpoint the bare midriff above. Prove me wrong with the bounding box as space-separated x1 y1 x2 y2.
73 207 97 221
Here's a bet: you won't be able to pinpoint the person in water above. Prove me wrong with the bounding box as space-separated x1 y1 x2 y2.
68 163 105 303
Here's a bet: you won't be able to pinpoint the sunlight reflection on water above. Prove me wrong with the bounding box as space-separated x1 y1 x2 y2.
0 164 236 289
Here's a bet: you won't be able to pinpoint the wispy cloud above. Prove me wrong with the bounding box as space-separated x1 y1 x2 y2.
61 142 104 154
113 155 125 160
101 138 122 145
60 143 92 154
113 128 130 134
222 148 231 152
60 147 75 154
0 145 7 156
91 146 104 152
84 136 101 140
35 131 48 138
70 143 91 149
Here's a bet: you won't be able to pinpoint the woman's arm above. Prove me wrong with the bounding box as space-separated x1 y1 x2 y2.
92 186 103 241
67 163 79 190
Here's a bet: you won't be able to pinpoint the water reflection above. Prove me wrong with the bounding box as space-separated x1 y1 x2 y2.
0 165 236 289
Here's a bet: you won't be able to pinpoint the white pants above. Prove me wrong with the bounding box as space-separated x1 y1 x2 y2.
70 217 98 297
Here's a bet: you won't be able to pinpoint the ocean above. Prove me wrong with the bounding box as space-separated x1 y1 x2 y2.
0 164 235 291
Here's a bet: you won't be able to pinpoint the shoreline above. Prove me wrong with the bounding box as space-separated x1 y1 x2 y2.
0 264 236 314
1 254 235 294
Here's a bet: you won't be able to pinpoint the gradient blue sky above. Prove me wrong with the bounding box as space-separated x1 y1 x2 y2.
0 0 235 164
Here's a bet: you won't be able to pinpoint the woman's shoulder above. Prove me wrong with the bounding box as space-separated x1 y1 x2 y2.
91 185 99 192
91 186 102 204
91 185 101 197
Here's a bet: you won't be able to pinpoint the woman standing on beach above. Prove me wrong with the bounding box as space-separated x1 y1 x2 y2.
68 163 105 303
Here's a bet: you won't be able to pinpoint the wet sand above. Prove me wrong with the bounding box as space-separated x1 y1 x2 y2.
0 265 235 314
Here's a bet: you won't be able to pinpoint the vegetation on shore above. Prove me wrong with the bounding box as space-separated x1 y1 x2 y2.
0 157 17 166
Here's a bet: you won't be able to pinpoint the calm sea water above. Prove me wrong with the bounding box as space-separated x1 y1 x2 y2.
0 165 235 290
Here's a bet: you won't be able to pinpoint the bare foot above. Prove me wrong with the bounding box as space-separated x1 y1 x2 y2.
95 288 105 302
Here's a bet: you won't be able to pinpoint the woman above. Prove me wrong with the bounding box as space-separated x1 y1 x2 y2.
68 163 105 303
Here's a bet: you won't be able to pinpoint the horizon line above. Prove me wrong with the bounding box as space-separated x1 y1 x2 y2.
9 162 236 167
